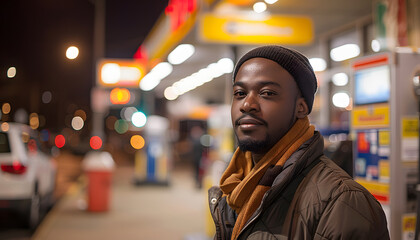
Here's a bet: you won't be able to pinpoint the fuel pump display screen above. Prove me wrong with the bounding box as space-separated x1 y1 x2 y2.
354 65 390 105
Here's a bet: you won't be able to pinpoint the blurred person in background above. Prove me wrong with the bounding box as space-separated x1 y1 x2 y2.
190 125 204 188
208 45 389 240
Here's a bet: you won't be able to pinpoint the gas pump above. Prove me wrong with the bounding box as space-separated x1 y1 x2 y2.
412 70 420 240
133 115 171 185
351 50 420 240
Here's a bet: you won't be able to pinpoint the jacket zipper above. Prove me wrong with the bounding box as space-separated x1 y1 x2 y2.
236 191 269 238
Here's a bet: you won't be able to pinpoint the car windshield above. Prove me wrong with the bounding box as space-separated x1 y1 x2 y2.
0 132 11 153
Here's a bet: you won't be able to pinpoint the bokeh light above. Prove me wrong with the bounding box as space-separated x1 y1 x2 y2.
130 135 145 149
309 58 327 72
21 132 30 143
66 46 79 60
131 111 147 128
7 67 16 78
101 63 120 84
1 122 10 132
164 87 178 100
200 134 213 147
332 92 351 108
28 139 37 153
105 115 118 130
90 136 102 150
40 129 50 142
253 2 267 13
114 119 129 134
332 73 349 86
110 88 131 104
71 116 84 130
121 107 137 121
371 39 381 52
167 44 195 65
55 134 66 148
2 103 11 114
42 91 53 104
139 62 173 91
74 109 87 121
164 57 234 100
14 108 28 124
330 44 360 62
29 113 39 129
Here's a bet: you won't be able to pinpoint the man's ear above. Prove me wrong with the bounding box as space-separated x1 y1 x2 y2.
295 97 309 119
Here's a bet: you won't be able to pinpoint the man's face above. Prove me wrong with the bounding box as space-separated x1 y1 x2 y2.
231 57 302 154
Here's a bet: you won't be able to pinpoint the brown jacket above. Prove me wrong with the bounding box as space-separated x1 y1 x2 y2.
209 132 389 240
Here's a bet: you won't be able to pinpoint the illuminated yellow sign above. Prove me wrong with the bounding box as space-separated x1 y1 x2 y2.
402 117 419 138
97 59 146 88
351 104 390 128
198 13 313 45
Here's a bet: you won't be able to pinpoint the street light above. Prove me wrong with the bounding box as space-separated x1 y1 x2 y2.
7 67 16 78
66 46 79 60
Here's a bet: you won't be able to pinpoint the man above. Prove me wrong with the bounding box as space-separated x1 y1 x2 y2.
208 45 389 240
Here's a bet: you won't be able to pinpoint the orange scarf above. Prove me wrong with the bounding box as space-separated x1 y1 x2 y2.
220 117 314 240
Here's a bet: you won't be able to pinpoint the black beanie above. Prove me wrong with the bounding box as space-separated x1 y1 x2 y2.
233 45 318 113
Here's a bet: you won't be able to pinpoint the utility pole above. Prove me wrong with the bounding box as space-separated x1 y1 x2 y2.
91 0 106 141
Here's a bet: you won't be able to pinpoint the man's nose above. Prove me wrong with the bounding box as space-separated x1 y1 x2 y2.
240 94 260 113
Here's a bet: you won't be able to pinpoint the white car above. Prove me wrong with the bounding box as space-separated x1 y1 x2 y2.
0 122 56 229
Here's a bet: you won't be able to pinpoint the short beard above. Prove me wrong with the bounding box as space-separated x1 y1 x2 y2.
237 136 270 154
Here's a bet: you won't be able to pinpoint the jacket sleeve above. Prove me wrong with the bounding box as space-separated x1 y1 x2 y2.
314 189 390 240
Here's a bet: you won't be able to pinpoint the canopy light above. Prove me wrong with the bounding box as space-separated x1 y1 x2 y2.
332 73 349 86
309 58 326 72
140 62 173 91
168 44 195 65
253 2 267 13
164 58 234 100
330 44 360 62
332 92 350 108
371 39 381 52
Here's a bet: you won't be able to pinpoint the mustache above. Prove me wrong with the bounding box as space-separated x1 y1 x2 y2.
234 114 267 126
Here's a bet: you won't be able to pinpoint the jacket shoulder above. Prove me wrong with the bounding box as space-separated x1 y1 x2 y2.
290 156 389 239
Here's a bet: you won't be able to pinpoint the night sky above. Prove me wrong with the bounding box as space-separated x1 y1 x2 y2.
0 0 168 130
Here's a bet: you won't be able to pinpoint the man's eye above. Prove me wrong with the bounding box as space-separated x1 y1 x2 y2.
260 90 276 96
233 91 246 97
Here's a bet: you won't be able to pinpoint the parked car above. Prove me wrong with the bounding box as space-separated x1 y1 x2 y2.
0 122 56 229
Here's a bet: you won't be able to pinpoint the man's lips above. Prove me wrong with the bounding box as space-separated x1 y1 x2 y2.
235 116 266 129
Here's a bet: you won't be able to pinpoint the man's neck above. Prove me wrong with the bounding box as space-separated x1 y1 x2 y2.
251 152 266 165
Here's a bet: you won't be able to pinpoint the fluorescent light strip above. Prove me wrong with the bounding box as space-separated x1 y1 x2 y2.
164 58 234 100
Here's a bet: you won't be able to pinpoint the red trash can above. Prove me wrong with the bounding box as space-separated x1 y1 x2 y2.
82 151 115 212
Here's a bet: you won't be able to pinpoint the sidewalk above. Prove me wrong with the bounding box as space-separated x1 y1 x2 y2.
32 164 211 240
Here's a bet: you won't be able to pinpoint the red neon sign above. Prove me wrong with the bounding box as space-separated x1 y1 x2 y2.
165 0 197 31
